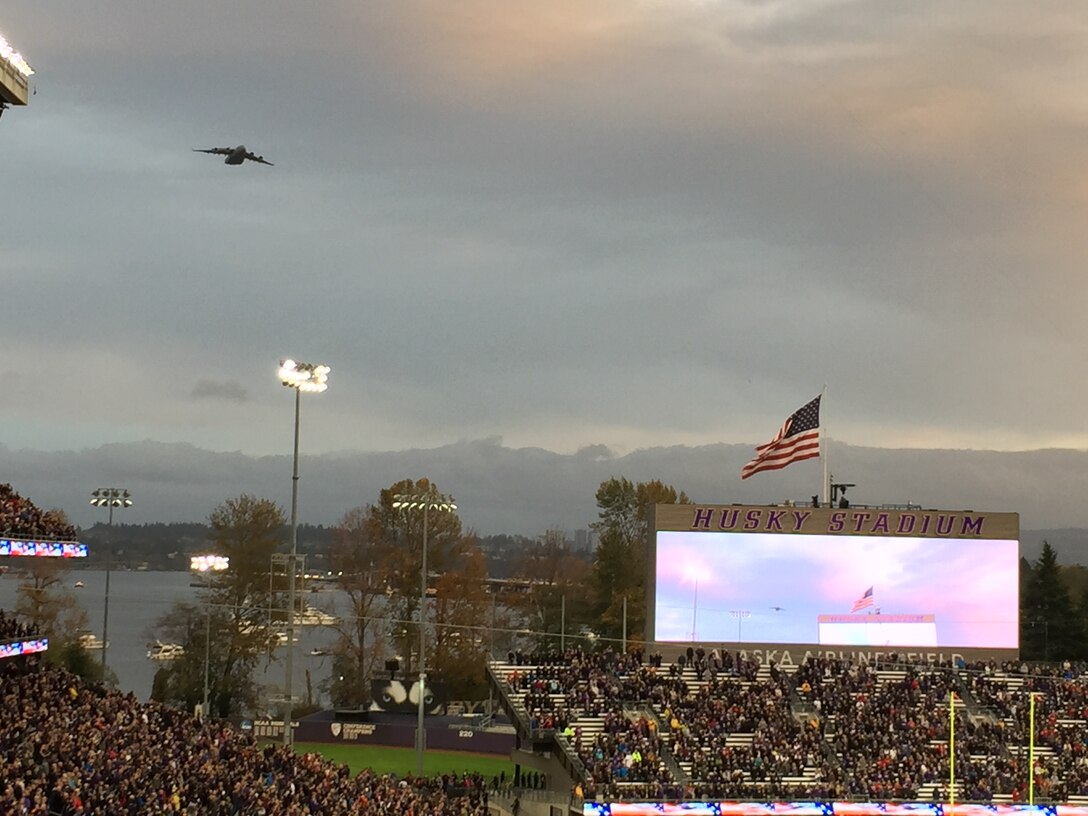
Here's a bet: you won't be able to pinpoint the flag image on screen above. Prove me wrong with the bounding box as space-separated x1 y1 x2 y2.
851 587 874 612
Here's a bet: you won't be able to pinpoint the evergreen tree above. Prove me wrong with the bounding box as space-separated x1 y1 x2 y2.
1021 541 1081 661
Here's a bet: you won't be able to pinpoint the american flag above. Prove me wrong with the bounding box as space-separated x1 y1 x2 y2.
740 395 821 480
851 586 875 612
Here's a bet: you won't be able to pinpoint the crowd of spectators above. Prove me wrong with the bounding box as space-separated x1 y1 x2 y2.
496 647 1088 803
10 599 1088 812
573 710 670 787
0 609 39 643
669 673 835 799
0 642 490 815
996 667 1088 801
498 647 838 800
801 659 1012 800
0 484 78 541
504 647 662 728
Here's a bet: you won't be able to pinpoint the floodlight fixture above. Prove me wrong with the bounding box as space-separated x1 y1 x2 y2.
0 33 34 77
89 488 133 508
392 492 457 513
191 554 230 573
278 359 330 393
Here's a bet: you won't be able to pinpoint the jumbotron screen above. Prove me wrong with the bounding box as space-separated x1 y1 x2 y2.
649 504 1019 654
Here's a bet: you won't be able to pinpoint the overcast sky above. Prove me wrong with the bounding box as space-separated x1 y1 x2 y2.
3 2 1087 468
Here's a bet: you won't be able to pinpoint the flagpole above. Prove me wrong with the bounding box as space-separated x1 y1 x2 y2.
1029 691 1036 804
949 690 956 815
821 385 829 505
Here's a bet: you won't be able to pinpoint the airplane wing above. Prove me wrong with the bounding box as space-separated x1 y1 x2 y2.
245 152 274 166
192 147 234 156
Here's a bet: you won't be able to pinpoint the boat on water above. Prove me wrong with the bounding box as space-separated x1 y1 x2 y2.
78 632 107 651
74 581 85 588
147 641 185 661
239 622 299 646
293 606 339 627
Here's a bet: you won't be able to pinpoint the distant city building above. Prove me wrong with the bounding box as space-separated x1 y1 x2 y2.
573 528 596 554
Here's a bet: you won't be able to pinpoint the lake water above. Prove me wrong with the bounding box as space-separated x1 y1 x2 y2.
0 569 342 703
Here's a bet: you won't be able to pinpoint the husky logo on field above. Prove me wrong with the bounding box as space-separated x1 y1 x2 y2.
370 679 445 714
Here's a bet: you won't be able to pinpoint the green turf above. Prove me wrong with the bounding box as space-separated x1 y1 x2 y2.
293 742 517 779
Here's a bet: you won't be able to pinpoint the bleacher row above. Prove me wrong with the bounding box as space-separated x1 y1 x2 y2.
491 649 1088 804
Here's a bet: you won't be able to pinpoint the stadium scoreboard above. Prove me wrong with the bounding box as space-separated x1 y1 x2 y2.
647 503 1020 662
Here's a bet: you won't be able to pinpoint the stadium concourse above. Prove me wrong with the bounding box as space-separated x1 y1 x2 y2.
489 646 1088 806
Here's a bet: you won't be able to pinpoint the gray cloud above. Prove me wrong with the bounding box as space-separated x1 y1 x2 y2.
1 1 1087 465
191 380 248 402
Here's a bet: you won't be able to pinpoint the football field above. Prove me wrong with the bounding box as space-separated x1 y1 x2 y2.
293 742 517 779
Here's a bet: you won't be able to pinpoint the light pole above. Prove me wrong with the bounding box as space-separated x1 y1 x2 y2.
393 487 457 777
277 358 330 748
89 487 132 673
730 609 751 643
191 554 229 719
691 580 699 642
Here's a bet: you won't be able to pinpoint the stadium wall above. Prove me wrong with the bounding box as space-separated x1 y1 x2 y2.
253 717 514 754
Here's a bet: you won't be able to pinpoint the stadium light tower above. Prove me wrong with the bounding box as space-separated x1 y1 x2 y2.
277 358 330 747
0 30 34 117
393 487 457 777
89 488 132 672
191 554 229 719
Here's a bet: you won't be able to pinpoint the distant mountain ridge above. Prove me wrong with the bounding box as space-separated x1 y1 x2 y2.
3 438 1087 539
1020 529 1088 566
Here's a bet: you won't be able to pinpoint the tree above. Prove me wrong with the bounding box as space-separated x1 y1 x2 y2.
1021 541 1082 661
362 478 464 676
430 539 496 701
335 477 494 707
590 477 691 643
12 507 119 684
14 558 105 681
15 558 87 642
324 505 395 708
152 494 286 716
510 528 594 651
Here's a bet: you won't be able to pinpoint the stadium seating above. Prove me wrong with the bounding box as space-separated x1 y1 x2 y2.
489 648 1088 803
0 629 492 815
0 482 78 540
